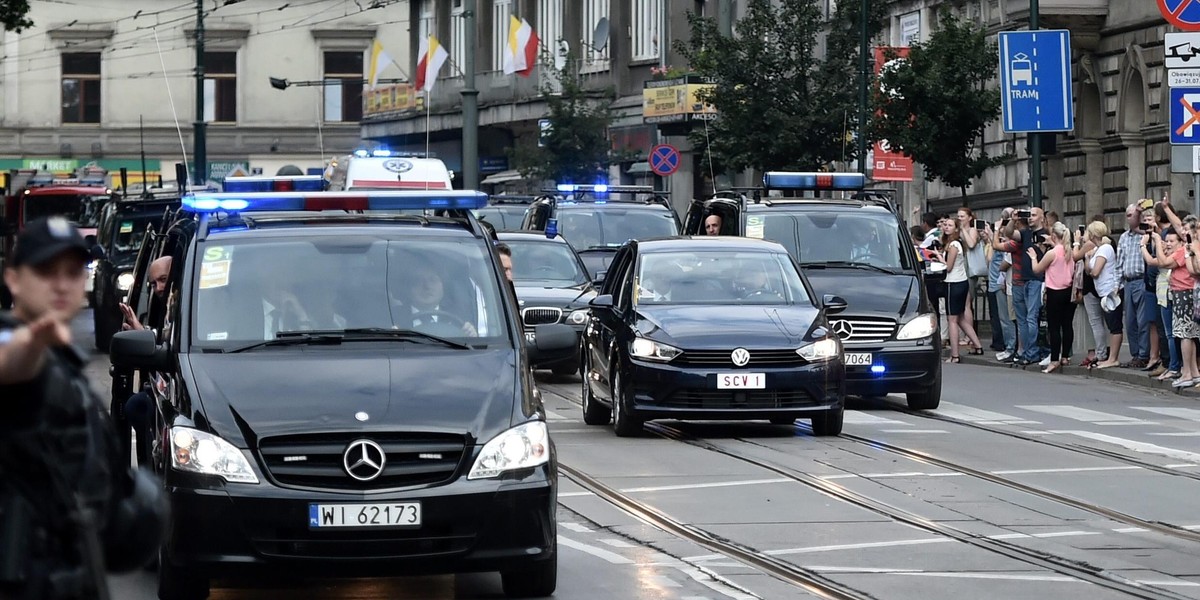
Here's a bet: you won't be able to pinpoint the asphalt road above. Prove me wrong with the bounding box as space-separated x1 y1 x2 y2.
75 309 1200 599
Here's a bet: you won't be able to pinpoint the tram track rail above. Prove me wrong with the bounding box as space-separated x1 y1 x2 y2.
541 383 1198 600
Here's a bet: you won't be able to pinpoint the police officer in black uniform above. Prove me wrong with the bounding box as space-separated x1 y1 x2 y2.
0 217 167 600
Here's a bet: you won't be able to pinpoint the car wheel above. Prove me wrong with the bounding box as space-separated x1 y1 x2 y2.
157 548 209 600
611 368 643 437
770 417 795 426
906 367 942 410
500 543 557 598
811 406 844 437
581 353 611 426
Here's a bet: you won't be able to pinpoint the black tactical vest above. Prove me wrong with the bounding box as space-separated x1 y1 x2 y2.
0 312 121 600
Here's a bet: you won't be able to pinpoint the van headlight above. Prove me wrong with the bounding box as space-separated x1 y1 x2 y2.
797 338 840 362
896 314 937 340
468 421 549 480
630 338 681 362
567 308 589 325
170 427 259 484
116 271 135 291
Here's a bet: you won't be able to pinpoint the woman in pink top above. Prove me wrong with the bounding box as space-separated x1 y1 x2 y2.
1030 222 1076 373
1143 226 1200 387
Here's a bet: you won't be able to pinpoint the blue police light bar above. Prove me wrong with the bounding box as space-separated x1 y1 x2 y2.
762 172 866 191
223 176 326 193
554 184 658 194
181 190 490 213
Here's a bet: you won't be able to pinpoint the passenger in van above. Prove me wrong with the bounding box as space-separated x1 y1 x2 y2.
704 214 723 236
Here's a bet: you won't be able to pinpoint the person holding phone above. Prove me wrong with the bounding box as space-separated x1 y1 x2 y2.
1150 202 1182 380
1114 201 1152 368
987 208 1016 357
1029 223 1076 373
1142 222 1199 387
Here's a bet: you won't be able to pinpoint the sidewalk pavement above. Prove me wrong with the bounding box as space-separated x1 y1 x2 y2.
949 349 1200 397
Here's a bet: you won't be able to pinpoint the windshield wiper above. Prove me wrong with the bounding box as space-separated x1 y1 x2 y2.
804 261 898 275
226 332 344 353
338 327 473 350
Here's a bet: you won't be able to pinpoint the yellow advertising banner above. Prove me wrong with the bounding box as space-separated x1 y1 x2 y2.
642 76 718 124
363 83 424 118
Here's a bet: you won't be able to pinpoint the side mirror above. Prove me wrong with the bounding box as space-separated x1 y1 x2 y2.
90 244 106 260
822 294 848 315
590 294 614 310
84 234 97 247
109 329 172 371
591 270 607 287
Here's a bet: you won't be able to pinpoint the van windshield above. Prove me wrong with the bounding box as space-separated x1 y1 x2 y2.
745 210 913 271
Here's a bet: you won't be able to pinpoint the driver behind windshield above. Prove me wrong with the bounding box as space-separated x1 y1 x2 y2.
735 260 783 301
390 254 488 337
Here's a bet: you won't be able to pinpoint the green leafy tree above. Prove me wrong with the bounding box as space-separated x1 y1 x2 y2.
1 0 32 32
674 0 886 173
510 58 625 185
872 10 1006 197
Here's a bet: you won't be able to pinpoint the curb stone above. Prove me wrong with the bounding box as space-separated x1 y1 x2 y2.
949 352 1200 397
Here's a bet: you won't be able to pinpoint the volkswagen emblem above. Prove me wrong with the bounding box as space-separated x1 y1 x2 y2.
831 320 854 340
731 348 751 367
343 439 387 482
354 411 370 422
382 158 414 173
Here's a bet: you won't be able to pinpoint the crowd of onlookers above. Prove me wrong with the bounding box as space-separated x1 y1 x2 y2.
911 195 1200 387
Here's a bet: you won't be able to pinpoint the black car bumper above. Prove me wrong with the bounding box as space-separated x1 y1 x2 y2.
526 326 583 370
625 358 844 421
840 339 941 396
163 465 556 579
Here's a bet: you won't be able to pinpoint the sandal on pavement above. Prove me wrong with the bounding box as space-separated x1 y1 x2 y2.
1042 363 1060 374
1158 370 1181 381
1095 361 1120 369
945 356 961 364
1142 359 1163 372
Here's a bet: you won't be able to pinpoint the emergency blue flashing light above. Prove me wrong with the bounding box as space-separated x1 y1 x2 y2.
871 365 887 374
762 172 866 191
353 149 370 158
181 190 490 213
546 218 559 239
372 149 393 157
223 176 326 193
556 183 610 193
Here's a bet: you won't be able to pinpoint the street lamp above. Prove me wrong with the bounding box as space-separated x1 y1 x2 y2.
268 77 406 90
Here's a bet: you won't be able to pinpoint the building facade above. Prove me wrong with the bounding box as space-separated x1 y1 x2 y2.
880 0 1176 233
0 0 409 187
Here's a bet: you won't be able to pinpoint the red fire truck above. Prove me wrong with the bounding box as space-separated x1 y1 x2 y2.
1 167 112 308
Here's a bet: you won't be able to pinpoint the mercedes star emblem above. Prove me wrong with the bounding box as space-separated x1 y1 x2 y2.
343 439 387 482
731 347 751 367
831 320 854 339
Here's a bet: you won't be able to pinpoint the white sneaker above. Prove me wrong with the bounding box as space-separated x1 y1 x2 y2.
1039 356 1052 367
1172 378 1196 389
996 351 1012 362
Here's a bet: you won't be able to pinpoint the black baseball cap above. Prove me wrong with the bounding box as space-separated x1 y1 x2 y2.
10 216 91 268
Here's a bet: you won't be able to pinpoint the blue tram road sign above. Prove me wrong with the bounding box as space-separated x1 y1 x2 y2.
998 30 1075 133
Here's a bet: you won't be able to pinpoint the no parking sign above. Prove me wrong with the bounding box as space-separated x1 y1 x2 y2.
649 144 680 176
1160 0 1200 31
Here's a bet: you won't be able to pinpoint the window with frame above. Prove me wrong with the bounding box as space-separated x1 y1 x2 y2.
418 0 435 42
61 52 101 124
204 51 237 123
491 0 512 72
630 0 662 61
538 0 563 51
580 0 609 72
450 0 466 78
323 51 364 122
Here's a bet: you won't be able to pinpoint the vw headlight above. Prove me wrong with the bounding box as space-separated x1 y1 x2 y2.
468 421 549 480
797 338 840 362
567 308 589 325
630 338 681 362
896 314 937 340
170 427 259 484
116 271 135 291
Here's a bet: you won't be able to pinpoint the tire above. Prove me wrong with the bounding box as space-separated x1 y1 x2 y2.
906 367 942 410
501 545 557 598
810 406 844 437
770 417 796 425
551 363 578 376
157 549 209 600
581 353 611 426
610 368 643 437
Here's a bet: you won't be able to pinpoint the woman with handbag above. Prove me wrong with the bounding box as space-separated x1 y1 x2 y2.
1030 223 1077 373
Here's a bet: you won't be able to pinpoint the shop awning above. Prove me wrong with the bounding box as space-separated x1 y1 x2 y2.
480 169 524 185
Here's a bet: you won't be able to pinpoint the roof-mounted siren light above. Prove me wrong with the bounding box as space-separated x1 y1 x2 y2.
761 172 866 192
180 190 491 214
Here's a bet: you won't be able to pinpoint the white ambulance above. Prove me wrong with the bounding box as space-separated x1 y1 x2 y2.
326 150 455 191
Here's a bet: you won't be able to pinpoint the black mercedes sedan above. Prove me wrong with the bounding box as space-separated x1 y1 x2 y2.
497 231 596 375
580 237 848 437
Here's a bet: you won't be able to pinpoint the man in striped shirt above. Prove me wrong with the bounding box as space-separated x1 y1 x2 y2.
1115 202 1151 368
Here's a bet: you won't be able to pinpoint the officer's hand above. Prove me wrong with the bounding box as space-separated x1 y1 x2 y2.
28 316 71 348
461 322 478 336
119 303 143 331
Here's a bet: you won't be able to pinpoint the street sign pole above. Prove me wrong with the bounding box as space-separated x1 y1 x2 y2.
1028 0 1041 207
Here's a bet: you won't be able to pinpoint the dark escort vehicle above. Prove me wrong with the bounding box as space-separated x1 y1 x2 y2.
108 177 576 599
683 172 942 410
519 184 681 281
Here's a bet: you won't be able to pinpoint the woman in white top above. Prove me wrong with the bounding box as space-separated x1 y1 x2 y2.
931 218 983 362
1084 221 1123 369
